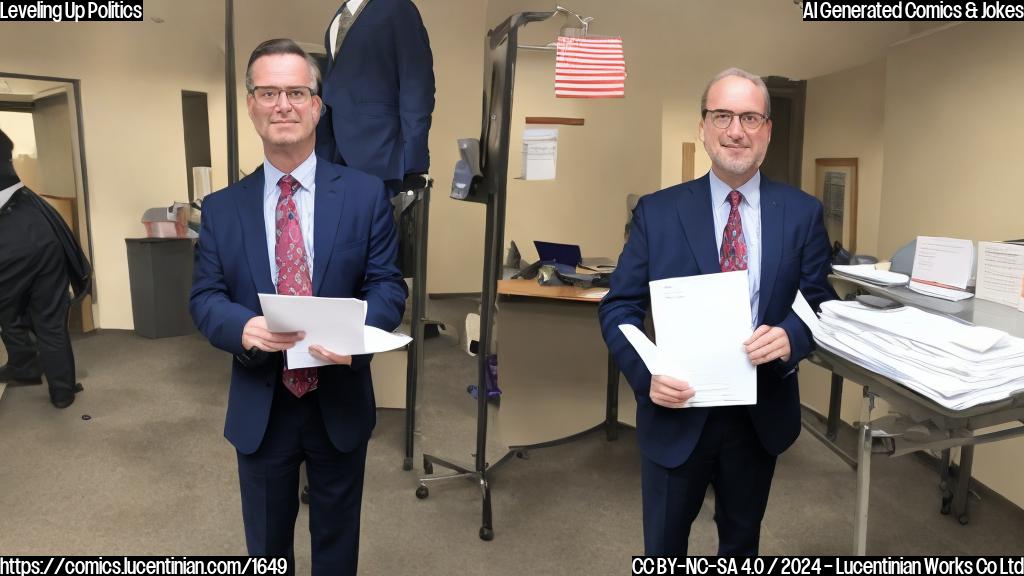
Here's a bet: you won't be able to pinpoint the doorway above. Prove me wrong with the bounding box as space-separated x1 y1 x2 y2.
760 76 806 189
0 74 94 332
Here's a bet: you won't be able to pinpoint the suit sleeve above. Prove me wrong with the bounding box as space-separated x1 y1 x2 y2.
772 198 837 376
598 198 653 396
394 0 435 176
351 179 408 370
189 199 258 357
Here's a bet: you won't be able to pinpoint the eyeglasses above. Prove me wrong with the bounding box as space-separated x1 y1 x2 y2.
702 109 769 131
249 86 315 107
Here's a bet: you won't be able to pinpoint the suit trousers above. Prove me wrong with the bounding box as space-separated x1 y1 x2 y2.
1 312 40 376
236 382 368 576
0 192 75 397
641 406 777 556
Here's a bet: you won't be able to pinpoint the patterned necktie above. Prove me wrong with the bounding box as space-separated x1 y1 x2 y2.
333 2 356 58
275 174 318 397
720 190 748 272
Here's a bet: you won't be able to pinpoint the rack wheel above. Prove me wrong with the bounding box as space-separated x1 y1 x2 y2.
958 514 969 526
403 457 413 471
300 485 309 505
415 485 429 499
479 526 494 541
423 458 434 475
940 496 952 515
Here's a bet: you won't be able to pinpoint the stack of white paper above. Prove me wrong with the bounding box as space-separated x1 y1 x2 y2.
521 128 558 181
619 271 756 407
832 264 909 287
806 299 1024 410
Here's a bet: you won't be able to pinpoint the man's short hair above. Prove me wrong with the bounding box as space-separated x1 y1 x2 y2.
244 38 321 94
0 128 13 162
700 68 771 118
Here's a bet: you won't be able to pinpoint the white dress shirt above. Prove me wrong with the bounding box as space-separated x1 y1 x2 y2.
263 153 316 288
708 170 763 326
0 181 23 210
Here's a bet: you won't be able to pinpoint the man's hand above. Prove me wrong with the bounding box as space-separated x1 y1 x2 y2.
745 325 791 365
650 374 695 409
309 345 353 366
241 316 304 352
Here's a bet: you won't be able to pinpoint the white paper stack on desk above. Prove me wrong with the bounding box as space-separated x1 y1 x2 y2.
810 300 1024 410
832 264 909 287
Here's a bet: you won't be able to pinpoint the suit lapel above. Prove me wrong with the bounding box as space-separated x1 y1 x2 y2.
237 170 276 295
675 175 721 275
758 178 785 324
312 162 345 295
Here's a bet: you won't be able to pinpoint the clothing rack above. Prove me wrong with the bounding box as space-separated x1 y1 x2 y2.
519 5 594 52
414 7 584 541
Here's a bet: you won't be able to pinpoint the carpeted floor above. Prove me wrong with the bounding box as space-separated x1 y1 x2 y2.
0 296 1022 574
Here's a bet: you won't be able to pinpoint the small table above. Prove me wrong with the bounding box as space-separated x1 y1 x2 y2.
810 275 1024 554
495 279 635 449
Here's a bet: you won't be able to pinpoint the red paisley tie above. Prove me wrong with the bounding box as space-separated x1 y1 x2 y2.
719 190 748 272
275 174 318 397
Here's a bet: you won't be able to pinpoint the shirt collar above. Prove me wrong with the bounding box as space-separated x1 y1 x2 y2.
0 181 24 209
264 152 316 199
708 169 760 209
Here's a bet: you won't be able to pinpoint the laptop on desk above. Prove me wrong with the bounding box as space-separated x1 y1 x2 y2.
533 240 616 271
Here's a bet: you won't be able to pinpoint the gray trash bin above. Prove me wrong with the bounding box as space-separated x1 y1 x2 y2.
125 238 195 338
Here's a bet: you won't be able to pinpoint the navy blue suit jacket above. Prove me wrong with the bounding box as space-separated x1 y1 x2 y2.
315 0 435 182
598 174 836 469
189 160 407 455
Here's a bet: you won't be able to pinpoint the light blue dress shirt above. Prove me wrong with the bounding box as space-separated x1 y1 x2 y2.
264 153 316 287
708 170 762 327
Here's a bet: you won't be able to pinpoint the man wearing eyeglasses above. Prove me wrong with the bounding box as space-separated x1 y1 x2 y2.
599 68 835 556
190 38 406 575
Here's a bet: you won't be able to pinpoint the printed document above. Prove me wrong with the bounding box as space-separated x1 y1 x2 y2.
619 271 756 407
258 294 411 369
975 241 1024 307
909 236 975 301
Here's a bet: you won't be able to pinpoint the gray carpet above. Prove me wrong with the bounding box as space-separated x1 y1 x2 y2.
1 296 1022 574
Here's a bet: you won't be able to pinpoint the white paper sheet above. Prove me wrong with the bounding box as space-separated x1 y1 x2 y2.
911 236 974 290
832 264 909 287
619 271 756 407
257 294 411 369
976 241 1024 307
791 291 823 339
521 128 557 181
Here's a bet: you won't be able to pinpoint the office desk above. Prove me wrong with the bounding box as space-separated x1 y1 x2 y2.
810 275 1024 555
495 279 635 449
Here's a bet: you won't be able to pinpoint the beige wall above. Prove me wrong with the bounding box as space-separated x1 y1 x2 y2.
876 22 1024 509
797 59 887 424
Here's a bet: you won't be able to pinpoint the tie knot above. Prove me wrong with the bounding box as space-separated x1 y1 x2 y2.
278 175 299 199
727 190 743 209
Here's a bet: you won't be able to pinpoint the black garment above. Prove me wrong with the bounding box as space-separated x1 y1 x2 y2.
641 406 778 556
0 312 42 380
0 188 77 404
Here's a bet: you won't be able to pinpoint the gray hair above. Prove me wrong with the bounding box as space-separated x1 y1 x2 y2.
700 67 770 118
244 38 320 94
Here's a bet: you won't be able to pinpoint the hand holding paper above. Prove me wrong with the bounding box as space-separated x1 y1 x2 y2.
258 294 412 369
617 271 757 407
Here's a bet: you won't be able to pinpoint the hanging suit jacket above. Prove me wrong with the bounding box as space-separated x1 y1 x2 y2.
315 0 435 182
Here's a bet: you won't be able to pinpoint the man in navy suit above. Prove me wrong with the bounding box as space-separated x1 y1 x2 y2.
599 68 836 556
315 0 435 192
190 39 406 575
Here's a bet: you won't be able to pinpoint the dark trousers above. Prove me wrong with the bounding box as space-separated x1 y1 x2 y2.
0 193 75 398
236 383 368 576
1 312 41 376
641 407 777 556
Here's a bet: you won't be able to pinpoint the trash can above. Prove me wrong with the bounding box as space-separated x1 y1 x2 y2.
125 238 195 338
